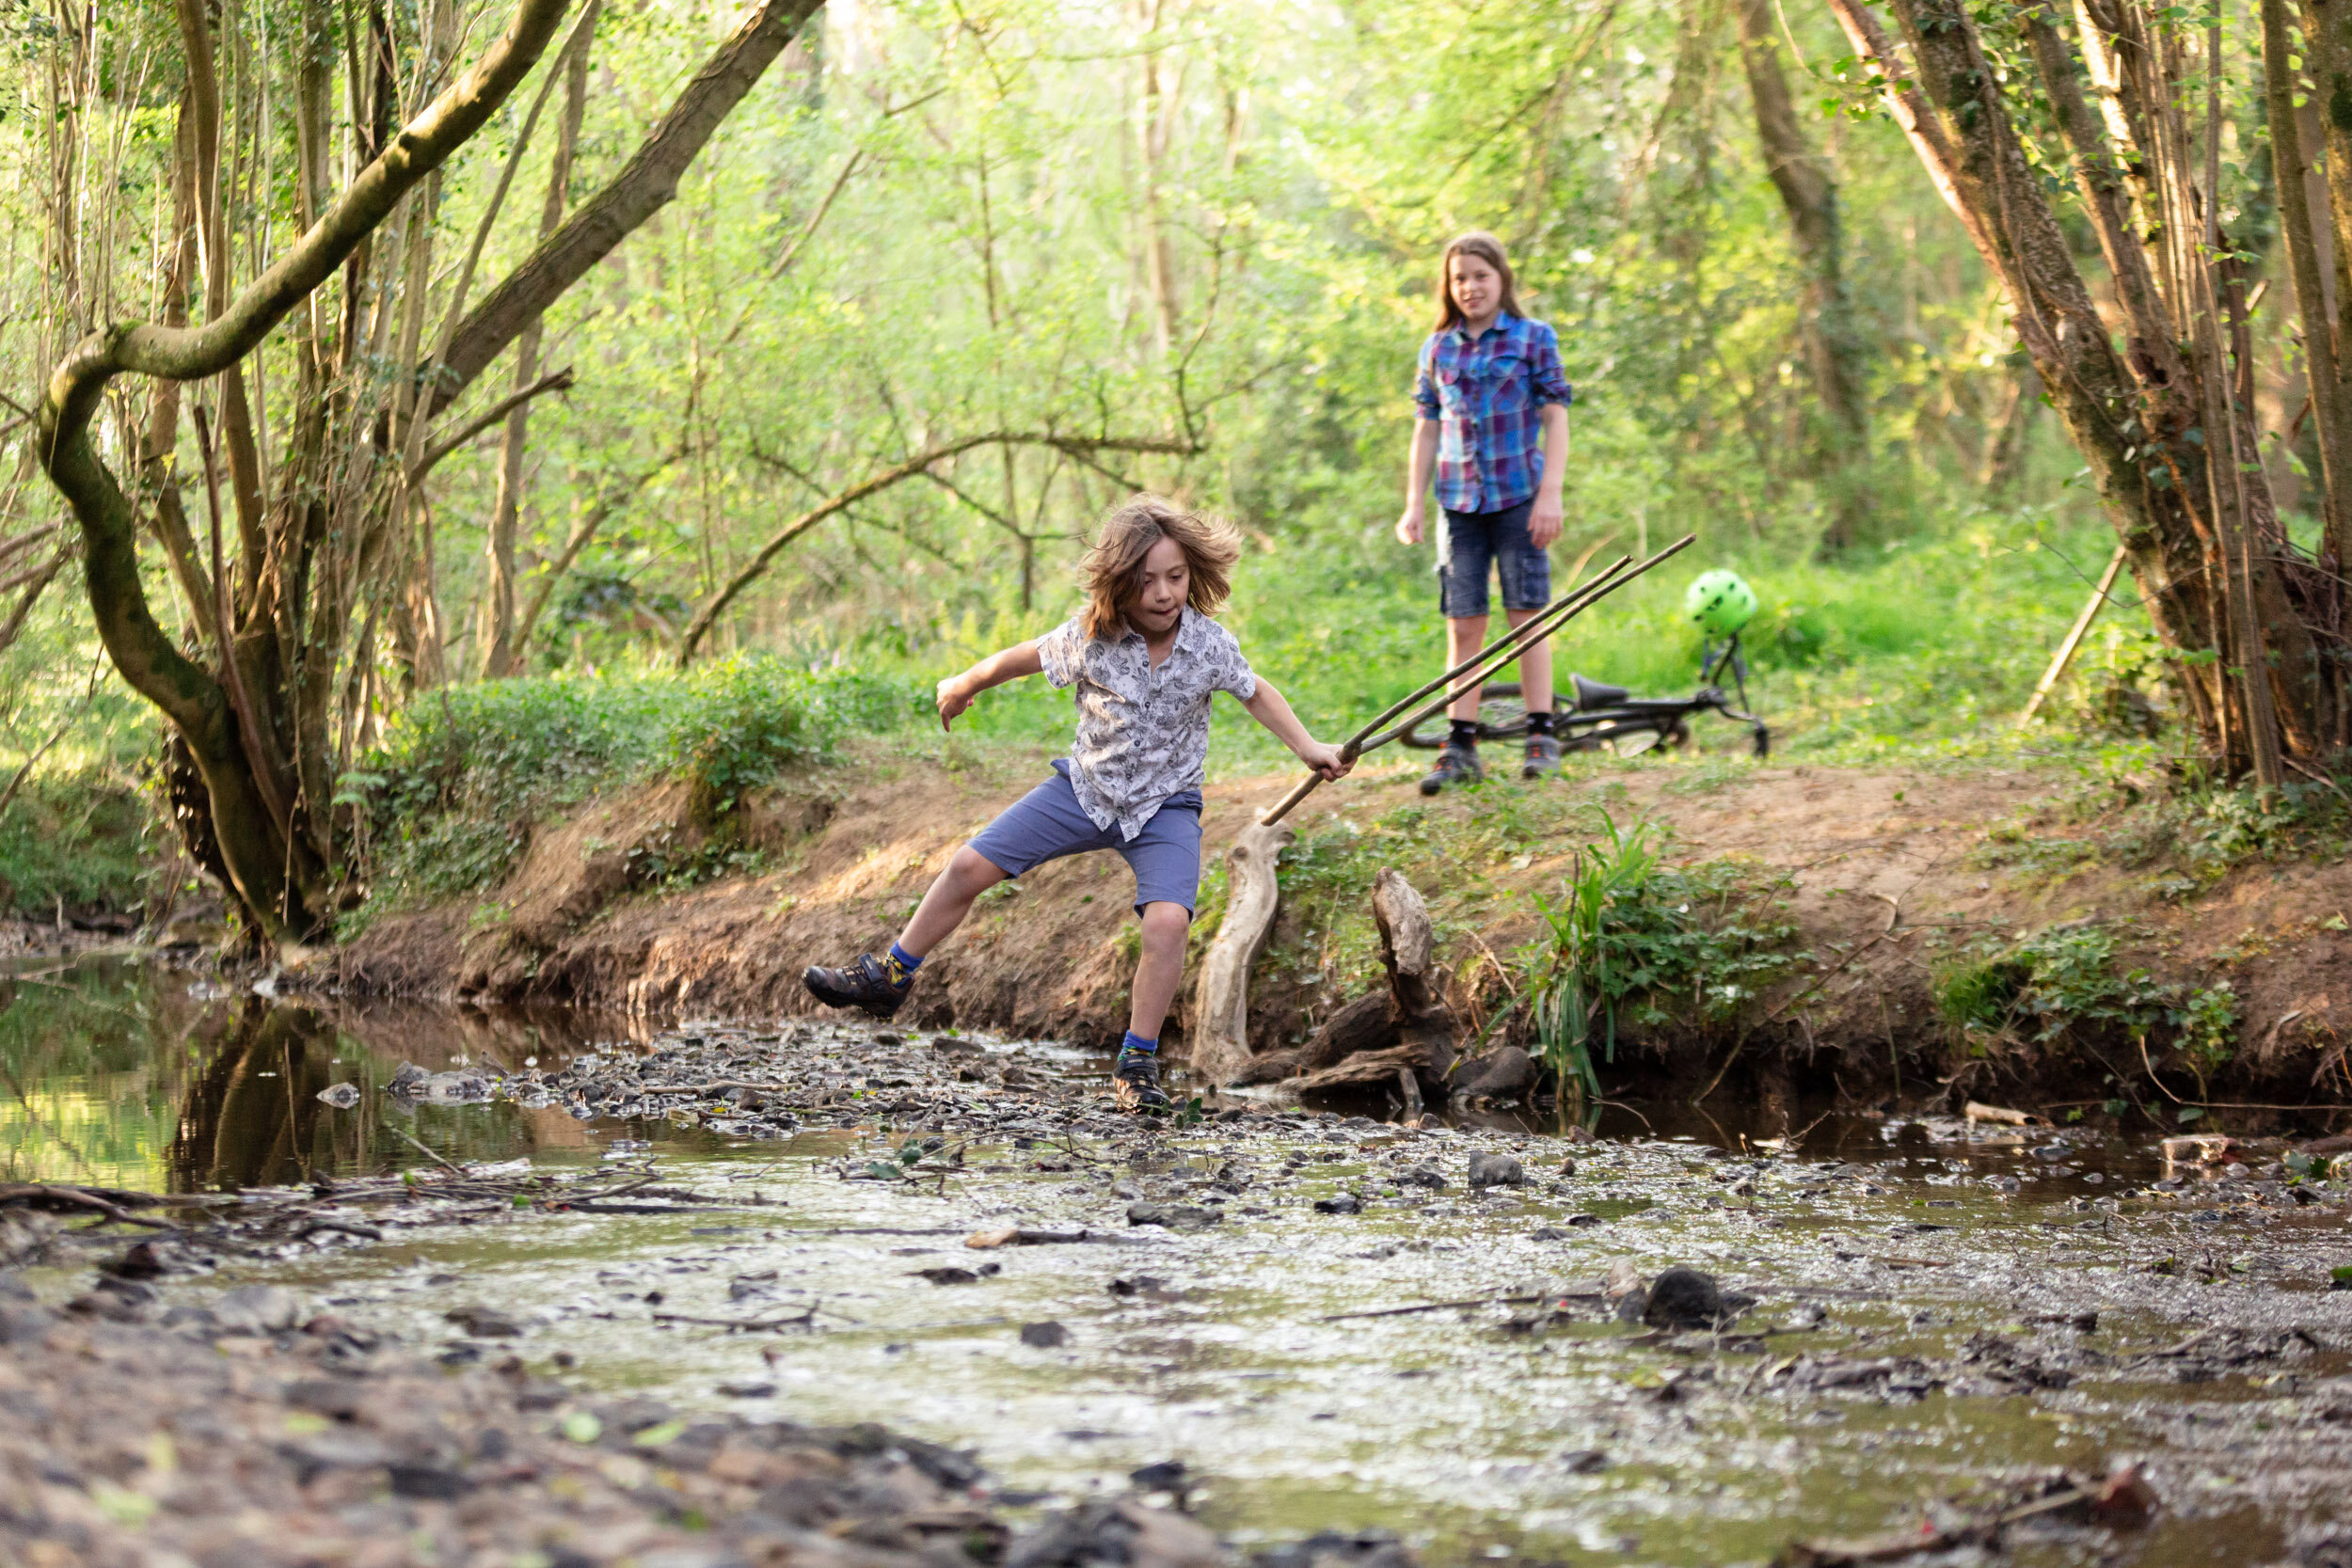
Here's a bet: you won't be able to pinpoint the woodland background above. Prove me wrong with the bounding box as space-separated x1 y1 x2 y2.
0 0 2308 930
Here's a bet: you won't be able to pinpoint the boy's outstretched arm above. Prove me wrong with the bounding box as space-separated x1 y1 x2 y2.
938 641 1044 730
1241 678 1354 781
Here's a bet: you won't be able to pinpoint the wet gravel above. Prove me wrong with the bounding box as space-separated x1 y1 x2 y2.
17 1013 2352 1565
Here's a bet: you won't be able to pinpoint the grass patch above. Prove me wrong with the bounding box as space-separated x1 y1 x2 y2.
1930 919 2238 1071
342 657 919 917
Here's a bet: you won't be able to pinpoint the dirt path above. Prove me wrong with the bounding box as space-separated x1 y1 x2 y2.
327 738 2352 1119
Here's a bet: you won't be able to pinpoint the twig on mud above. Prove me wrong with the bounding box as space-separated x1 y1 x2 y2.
1319 1289 1605 1323
0 1183 179 1230
631 1081 798 1096
2137 1035 2352 1114
653 1307 827 1333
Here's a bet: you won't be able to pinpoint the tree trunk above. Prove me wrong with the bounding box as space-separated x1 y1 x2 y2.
1186 820 1291 1086
33 0 573 940
1823 0 2323 773
1734 0 1871 550
482 2 596 680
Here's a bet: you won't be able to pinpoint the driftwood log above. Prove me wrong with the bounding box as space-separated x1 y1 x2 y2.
1185 820 1294 1085
1223 868 1461 1096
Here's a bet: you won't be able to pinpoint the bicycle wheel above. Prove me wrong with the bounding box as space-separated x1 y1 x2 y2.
1398 682 1544 748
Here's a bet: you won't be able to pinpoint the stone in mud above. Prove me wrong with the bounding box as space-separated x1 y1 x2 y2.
1020 1321 1071 1348
214 1285 304 1336
389 1463 473 1500
1467 1153 1527 1189
1641 1267 1726 1330
1313 1195 1361 1215
1251 1529 1416 1568
914 1265 1000 1284
315 1083 361 1109
1454 1048 1535 1101
1009 1496 1221 1568
1127 1202 1221 1231
445 1306 524 1338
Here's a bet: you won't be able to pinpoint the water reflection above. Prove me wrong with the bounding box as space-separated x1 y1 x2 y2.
0 958 634 1192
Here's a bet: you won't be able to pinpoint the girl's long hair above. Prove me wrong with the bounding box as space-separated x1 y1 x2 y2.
1431 230 1522 331
1077 495 1241 642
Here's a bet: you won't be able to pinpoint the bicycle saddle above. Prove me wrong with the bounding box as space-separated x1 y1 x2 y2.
1571 673 1630 709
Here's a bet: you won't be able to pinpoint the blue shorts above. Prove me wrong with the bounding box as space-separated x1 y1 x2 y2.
965 761 1203 916
1438 497 1551 619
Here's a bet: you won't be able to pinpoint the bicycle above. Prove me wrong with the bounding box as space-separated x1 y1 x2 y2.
1399 633 1769 757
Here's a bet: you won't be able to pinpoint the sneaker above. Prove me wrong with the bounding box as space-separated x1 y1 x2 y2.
1522 732 1563 780
803 954 911 1019
1113 1048 1172 1113
1418 740 1485 797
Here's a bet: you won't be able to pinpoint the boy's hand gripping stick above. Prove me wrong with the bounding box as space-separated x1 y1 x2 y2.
1257 533 1695 827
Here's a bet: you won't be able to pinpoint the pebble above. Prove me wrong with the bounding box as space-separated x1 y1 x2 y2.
1467 1153 1527 1189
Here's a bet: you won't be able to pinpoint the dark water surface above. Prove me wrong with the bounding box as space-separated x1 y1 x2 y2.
7 958 2352 1567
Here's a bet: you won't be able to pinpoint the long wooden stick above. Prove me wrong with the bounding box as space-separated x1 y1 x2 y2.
1262 534 1696 825
1333 538 1627 750
2017 545 2127 726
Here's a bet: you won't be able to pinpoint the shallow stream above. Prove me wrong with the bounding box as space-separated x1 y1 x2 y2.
8 958 2352 1566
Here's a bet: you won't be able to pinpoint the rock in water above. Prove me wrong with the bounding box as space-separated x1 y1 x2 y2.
1126 1203 1222 1231
1641 1267 1725 1330
316 1083 361 1109
213 1285 304 1335
1313 1195 1360 1215
1020 1321 1071 1348
444 1306 523 1338
1467 1152 1527 1189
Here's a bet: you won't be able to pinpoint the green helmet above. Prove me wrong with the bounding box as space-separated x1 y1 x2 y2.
1684 570 1756 637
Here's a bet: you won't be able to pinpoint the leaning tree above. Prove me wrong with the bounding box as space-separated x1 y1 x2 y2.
33 0 828 941
1824 0 2352 784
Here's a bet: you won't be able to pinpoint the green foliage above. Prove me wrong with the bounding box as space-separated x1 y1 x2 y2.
345 658 917 911
1522 811 1799 1109
1931 920 2239 1063
0 772 166 920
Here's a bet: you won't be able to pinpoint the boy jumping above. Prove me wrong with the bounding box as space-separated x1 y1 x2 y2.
803 496 1352 1110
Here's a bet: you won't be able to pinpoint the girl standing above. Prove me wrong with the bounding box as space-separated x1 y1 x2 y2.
1393 231 1574 792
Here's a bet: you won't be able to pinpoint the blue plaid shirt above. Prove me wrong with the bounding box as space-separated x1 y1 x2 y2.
1412 312 1574 515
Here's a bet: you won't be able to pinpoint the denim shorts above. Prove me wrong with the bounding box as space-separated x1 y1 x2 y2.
1438 497 1551 619
965 760 1202 915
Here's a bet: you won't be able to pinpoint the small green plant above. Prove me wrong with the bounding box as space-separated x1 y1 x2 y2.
1521 810 1798 1117
1527 810 1662 1115
1931 919 2239 1064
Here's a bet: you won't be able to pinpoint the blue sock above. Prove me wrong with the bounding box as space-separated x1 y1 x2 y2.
882 942 923 989
1119 1030 1158 1058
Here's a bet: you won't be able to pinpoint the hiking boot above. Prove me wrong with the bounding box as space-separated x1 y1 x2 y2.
803 954 911 1020
1418 739 1485 797
1113 1048 1172 1113
1522 732 1563 780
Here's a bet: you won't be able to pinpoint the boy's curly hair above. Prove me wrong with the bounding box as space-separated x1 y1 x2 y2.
1077 495 1242 642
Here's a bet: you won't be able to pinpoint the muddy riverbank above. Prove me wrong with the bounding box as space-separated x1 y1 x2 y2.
10 963 2352 1566
322 738 2352 1120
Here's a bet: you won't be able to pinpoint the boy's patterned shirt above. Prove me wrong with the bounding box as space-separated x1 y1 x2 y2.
1035 609 1258 840
1412 312 1575 515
